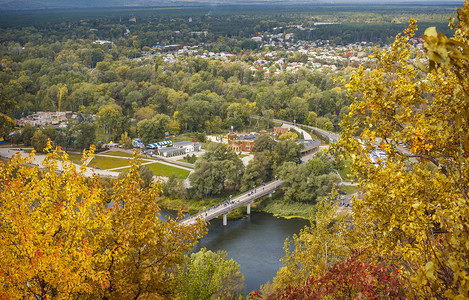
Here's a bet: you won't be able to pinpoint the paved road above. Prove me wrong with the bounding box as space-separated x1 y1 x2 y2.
0 148 194 178
279 122 312 140
272 118 340 143
0 148 122 178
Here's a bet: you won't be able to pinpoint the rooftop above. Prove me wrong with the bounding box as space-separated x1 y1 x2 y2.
173 141 196 147
233 133 259 141
297 139 321 150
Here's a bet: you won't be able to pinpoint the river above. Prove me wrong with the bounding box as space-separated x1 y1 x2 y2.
191 211 310 293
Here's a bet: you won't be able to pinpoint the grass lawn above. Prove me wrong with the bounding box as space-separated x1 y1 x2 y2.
238 154 248 158
340 185 359 194
103 151 135 158
88 156 131 170
133 162 191 179
338 159 353 182
178 156 200 164
66 152 85 165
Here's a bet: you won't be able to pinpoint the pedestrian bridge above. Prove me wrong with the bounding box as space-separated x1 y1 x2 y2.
181 180 284 226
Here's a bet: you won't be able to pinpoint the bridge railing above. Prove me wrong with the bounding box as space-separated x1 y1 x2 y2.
180 179 284 224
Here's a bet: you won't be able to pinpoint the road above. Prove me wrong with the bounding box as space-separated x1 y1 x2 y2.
279 122 312 140
272 118 340 143
0 148 195 179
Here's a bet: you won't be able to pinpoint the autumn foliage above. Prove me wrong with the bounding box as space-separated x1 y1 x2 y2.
270 2 469 299
0 143 206 299
277 253 405 300
332 1 469 299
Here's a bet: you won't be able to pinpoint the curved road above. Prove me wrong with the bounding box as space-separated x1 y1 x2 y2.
272 118 340 143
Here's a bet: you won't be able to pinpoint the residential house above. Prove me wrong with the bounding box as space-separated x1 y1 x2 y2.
273 126 288 136
227 133 259 152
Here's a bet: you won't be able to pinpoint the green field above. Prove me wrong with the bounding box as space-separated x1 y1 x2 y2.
103 151 135 158
144 162 191 179
66 152 85 165
88 156 130 170
119 162 191 179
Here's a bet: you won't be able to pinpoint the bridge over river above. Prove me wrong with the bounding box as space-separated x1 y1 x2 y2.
181 180 284 226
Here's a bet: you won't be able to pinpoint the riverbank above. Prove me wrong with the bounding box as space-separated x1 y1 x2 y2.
252 194 314 220
160 192 314 221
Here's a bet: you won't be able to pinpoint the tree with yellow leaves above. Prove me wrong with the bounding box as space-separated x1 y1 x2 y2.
333 1 469 298
0 143 206 299
272 196 350 291
266 2 469 299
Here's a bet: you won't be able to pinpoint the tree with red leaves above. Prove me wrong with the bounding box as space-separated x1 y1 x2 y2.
276 253 406 299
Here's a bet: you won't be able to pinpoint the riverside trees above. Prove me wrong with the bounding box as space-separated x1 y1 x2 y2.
0 143 206 299
269 2 469 298
176 248 245 300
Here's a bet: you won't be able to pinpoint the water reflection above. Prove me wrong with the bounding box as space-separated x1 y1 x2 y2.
193 212 309 293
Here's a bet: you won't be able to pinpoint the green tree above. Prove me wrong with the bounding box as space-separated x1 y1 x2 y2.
55 122 75 151
137 114 170 144
13 106 21 119
286 97 308 124
118 165 154 189
21 123 36 146
0 113 15 140
154 55 164 72
241 151 272 191
168 119 181 136
190 160 226 198
31 130 48 153
137 166 154 189
277 161 339 203
272 140 303 170
118 132 133 149
75 121 96 150
162 174 187 199
177 99 212 132
203 143 244 188
252 134 276 153
134 106 155 121
11 131 21 145
97 105 121 140
262 109 275 129
22 107 29 118
176 248 245 300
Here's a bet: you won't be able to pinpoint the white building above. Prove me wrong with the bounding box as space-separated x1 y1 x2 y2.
94 40 112 45
173 141 201 153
